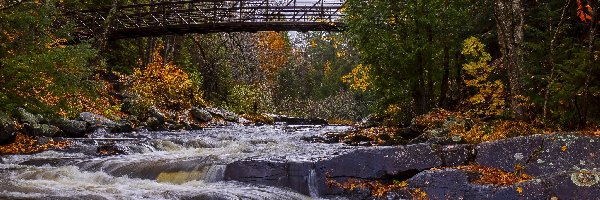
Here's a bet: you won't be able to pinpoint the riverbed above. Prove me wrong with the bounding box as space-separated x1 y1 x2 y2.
0 125 359 199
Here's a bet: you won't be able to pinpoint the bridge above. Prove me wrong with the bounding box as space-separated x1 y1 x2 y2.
66 0 346 40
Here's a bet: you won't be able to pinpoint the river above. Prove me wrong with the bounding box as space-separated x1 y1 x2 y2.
0 125 360 199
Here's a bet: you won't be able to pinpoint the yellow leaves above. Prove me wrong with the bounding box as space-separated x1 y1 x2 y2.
129 44 205 110
461 37 506 117
516 186 523 193
561 145 568 152
0 133 70 155
45 35 67 49
327 178 409 198
341 64 371 92
255 31 289 85
449 120 542 144
443 165 533 186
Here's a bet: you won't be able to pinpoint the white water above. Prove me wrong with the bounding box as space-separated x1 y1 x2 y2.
0 125 357 200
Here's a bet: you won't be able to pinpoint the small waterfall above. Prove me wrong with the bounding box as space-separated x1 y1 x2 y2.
202 165 226 183
308 168 319 198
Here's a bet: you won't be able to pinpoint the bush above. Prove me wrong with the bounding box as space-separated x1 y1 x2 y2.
126 44 205 112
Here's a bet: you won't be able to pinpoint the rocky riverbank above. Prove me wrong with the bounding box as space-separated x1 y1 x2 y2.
228 133 600 199
0 107 330 146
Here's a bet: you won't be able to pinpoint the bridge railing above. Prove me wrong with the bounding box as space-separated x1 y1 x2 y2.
68 0 345 39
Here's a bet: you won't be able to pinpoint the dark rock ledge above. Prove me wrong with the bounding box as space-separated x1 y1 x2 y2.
224 133 600 199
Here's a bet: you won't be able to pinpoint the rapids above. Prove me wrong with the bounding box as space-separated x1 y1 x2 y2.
0 125 358 200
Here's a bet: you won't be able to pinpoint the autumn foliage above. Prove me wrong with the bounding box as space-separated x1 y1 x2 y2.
127 44 205 111
461 37 506 117
0 133 70 155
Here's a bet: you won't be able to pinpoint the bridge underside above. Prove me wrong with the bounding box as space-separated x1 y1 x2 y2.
69 0 346 40
108 22 344 39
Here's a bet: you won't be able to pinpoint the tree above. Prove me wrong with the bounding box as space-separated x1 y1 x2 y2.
494 0 526 118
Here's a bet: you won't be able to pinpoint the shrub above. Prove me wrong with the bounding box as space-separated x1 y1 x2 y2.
126 44 205 112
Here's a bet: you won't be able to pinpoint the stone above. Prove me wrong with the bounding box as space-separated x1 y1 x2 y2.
475 134 600 177
190 107 212 122
78 112 118 131
52 119 87 137
0 111 16 145
16 108 39 125
114 119 134 133
24 123 59 137
271 115 328 125
148 106 166 123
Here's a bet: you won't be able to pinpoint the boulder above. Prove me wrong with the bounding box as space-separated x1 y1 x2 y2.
403 167 600 200
190 107 212 122
24 123 59 137
271 115 328 125
114 119 134 133
148 106 166 123
477 134 600 177
0 112 16 145
52 119 87 137
16 108 39 124
78 112 118 131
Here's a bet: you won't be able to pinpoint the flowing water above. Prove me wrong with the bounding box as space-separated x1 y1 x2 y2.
0 125 358 199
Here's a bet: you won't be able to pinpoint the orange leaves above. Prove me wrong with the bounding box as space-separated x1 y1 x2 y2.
128 44 204 111
255 31 289 85
436 165 533 186
577 0 594 23
0 133 70 155
341 64 371 92
327 178 408 198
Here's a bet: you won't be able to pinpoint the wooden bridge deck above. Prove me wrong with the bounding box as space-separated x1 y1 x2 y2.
67 0 346 40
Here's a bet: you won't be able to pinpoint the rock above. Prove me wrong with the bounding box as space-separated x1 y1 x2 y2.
78 112 118 131
148 106 166 123
16 108 39 124
52 119 87 137
271 115 328 125
24 123 59 137
405 166 600 200
114 119 134 133
477 134 600 177
190 107 212 122
146 117 166 131
225 144 447 196
357 114 383 128
0 111 16 145
206 108 239 122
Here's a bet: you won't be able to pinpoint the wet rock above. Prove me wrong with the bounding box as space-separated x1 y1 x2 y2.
207 108 239 122
191 107 212 122
225 161 314 195
97 144 129 156
114 119 134 133
148 106 166 123
16 107 39 125
317 144 442 195
271 115 328 125
52 119 87 137
78 112 118 131
24 123 59 137
357 114 383 128
0 111 16 145
146 117 167 131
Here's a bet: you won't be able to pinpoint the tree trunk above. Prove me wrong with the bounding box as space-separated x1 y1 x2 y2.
494 0 525 118
581 0 598 127
440 46 450 108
